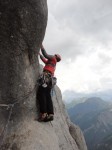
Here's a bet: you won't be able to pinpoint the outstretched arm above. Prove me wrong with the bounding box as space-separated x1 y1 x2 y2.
39 53 47 64
41 45 54 60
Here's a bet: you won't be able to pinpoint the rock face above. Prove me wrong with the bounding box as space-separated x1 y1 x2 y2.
51 86 87 150
0 1 87 150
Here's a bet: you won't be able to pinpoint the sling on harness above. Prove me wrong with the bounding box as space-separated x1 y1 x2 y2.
38 71 57 88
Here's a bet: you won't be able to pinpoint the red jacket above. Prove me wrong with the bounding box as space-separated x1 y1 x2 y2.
40 49 57 76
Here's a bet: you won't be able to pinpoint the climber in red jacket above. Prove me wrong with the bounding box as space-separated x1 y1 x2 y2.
39 45 61 76
37 44 61 122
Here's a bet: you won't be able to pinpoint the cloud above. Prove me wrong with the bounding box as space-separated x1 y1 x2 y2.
42 0 112 95
45 0 112 59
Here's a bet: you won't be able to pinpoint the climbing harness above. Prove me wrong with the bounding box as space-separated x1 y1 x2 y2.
0 83 37 148
38 71 51 87
38 71 57 88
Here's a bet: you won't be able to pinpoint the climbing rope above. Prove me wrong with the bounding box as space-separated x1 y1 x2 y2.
0 83 38 148
0 104 14 147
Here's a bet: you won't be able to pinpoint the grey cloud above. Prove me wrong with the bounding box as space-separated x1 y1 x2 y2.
46 0 112 95
98 53 112 65
50 0 112 43
46 0 112 61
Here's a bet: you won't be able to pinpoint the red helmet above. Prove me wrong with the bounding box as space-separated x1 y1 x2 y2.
55 54 61 62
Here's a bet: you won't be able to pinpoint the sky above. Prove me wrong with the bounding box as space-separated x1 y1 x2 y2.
40 0 112 101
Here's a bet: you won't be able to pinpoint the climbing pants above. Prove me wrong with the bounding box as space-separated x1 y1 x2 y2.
37 85 54 114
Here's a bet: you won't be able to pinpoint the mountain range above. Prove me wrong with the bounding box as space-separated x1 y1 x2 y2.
67 97 112 150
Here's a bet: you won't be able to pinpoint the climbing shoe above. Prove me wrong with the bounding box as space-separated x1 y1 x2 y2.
44 114 54 122
38 113 48 122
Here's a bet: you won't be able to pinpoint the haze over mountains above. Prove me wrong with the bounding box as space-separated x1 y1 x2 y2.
63 89 112 103
67 97 112 150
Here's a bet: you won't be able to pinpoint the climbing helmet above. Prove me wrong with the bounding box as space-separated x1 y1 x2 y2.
55 54 61 62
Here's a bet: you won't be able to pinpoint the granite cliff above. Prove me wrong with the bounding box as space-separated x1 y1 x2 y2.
0 0 87 149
